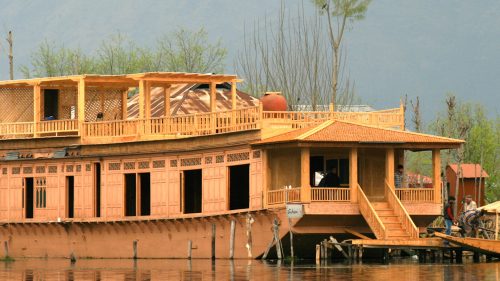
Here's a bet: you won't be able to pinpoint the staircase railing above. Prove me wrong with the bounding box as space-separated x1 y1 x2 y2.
385 179 419 239
357 184 386 239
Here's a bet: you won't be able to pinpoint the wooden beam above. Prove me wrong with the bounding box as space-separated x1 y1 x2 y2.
33 84 41 137
385 148 395 189
349 147 358 203
77 78 86 123
432 149 441 204
300 147 311 203
344 228 371 240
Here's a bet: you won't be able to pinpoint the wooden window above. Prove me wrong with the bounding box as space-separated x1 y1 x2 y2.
35 177 47 208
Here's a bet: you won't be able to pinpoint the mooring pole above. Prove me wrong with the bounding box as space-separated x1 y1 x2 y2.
211 223 216 260
246 213 253 258
3 241 8 258
187 240 192 260
6 31 14 80
273 218 282 259
133 240 138 259
229 220 236 259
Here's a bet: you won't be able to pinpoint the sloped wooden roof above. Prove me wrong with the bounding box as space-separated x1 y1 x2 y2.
448 164 489 178
479 201 500 213
255 120 464 148
127 84 258 118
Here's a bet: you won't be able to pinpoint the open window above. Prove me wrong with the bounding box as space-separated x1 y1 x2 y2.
183 169 202 214
124 173 151 216
228 164 250 210
43 89 59 120
24 177 34 219
67 176 74 218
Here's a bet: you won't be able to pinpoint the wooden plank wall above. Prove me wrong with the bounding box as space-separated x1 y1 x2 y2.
0 147 263 222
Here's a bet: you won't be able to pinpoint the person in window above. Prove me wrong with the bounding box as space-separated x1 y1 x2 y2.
319 167 340 187
394 164 404 188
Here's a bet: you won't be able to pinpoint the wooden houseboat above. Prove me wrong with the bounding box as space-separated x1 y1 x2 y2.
0 72 463 259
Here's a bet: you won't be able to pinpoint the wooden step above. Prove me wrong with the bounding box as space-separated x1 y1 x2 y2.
385 222 404 230
371 202 390 210
376 209 396 216
386 229 409 237
380 216 400 223
386 235 411 240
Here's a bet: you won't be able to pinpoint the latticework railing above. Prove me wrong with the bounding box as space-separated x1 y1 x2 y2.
357 184 387 239
311 187 350 202
385 180 419 239
396 188 434 203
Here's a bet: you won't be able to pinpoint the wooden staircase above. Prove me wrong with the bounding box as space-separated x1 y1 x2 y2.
357 182 419 240
371 202 411 240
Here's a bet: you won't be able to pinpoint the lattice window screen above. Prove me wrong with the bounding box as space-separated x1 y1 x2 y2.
0 88 34 122
85 89 123 121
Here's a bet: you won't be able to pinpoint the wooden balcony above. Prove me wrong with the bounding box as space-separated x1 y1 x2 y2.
0 105 404 144
395 188 435 203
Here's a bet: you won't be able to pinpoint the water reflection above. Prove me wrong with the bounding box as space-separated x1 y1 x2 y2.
0 258 497 281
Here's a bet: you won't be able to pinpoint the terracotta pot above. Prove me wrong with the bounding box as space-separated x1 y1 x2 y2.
260 92 287 111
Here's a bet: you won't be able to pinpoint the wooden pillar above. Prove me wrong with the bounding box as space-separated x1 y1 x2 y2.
262 150 269 208
432 149 442 204
77 78 86 123
138 80 146 119
349 147 358 203
300 147 311 203
164 85 171 117
144 81 151 119
231 80 237 109
210 82 217 133
121 89 128 119
33 84 41 137
385 148 395 190
495 211 498 240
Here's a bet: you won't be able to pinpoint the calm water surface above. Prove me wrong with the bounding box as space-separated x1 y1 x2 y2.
0 258 498 281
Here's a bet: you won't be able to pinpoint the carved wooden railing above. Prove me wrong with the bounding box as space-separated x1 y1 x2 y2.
357 184 387 239
37 119 79 135
311 187 350 202
396 188 434 203
267 187 301 205
0 121 34 139
385 180 419 239
82 119 139 137
262 107 403 129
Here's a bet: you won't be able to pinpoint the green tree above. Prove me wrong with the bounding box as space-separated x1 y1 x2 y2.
312 0 371 105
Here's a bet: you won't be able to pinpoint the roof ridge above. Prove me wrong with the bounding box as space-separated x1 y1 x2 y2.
296 120 334 140
333 120 464 143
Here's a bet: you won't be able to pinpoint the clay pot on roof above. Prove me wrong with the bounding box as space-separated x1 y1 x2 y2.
260 92 287 111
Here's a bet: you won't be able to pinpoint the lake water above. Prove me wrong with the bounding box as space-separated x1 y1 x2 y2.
0 258 498 281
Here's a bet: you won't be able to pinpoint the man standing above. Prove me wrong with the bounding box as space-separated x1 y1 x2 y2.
444 196 456 236
463 195 477 212
394 164 404 188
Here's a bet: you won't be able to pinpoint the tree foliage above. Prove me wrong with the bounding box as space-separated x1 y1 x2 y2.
429 94 499 203
20 28 226 78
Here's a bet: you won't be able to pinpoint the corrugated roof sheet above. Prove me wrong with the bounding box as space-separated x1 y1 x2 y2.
127 84 259 118
255 120 464 146
448 164 489 178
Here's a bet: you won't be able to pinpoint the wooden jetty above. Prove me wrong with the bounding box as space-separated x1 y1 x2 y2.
434 232 500 258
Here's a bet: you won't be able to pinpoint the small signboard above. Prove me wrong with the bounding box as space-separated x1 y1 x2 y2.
286 203 304 219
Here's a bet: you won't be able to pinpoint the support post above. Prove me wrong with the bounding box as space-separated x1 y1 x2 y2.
231 80 237 110
349 147 358 203
495 211 498 240
229 220 236 259
211 223 216 259
33 83 41 137
246 214 253 258
300 147 311 203
138 80 146 119
210 82 217 133
432 149 442 204
121 89 128 119
3 241 8 258
273 218 282 259
164 85 171 117
315 244 320 264
385 148 395 189
187 240 192 259
77 78 86 134
144 81 151 120
133 240 138 259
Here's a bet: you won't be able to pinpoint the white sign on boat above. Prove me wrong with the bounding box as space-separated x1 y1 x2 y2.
286 203 304 219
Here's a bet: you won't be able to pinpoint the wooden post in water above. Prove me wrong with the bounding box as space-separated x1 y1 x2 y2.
187 240 192 260
315 244 320 264
246 214 253 258
133 240 138 259
229 220 236 259
273 218 282 259
3 241 8 258
211 223 216 260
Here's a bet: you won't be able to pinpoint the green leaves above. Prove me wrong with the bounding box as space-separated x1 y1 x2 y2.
20 28 227 77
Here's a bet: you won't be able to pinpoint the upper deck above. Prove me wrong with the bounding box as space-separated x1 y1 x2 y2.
0 72 404 146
